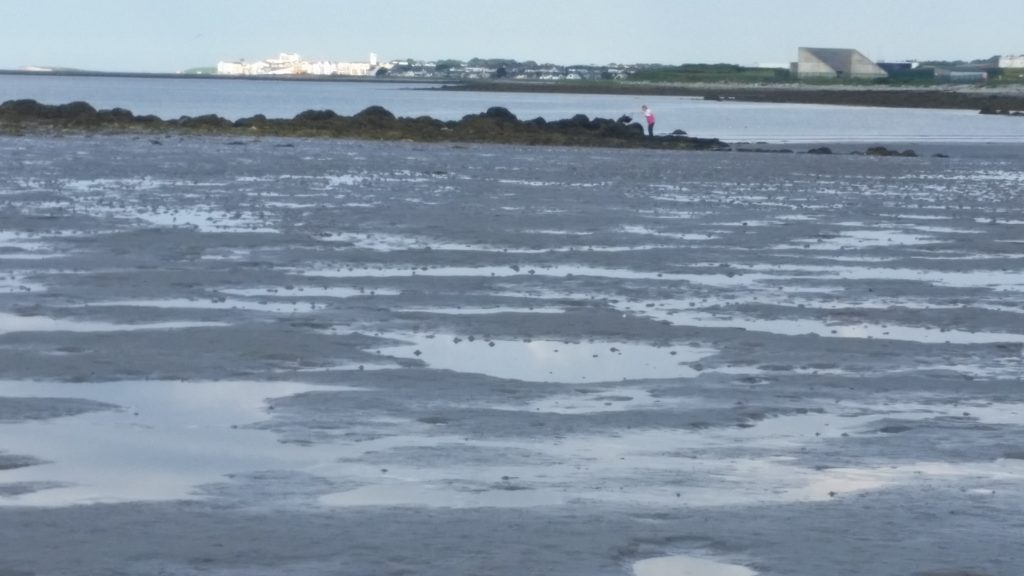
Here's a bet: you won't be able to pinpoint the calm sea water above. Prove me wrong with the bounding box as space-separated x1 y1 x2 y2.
1 73 1022 144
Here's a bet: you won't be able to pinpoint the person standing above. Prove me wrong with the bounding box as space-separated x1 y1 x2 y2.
641 105 655 136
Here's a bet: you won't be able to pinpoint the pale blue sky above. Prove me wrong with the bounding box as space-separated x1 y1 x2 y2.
1 0 1021 72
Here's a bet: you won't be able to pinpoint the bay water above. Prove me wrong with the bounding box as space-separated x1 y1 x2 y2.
0 72 1022 143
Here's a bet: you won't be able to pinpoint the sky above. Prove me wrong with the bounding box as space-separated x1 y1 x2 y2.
1 0 1022 72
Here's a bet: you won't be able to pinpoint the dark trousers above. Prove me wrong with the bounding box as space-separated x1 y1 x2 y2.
647 123 654 137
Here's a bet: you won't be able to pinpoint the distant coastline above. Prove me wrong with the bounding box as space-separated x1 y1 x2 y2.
3 69 1024 112
0 69 438 84
442 80 1024 112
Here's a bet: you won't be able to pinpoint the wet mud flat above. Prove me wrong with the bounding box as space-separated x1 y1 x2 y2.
445 81 1024 112
1 135 1023 576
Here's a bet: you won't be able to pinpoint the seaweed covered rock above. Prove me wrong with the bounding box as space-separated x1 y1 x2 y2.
866 146 918 157
0 99 98 125
56 101 99 122
0 99 729 151
293 109 340 123
354 105 396 122
97 107 135 123
483 106 518 122
175 114 233 131
550 114 593 130
234 114 269 129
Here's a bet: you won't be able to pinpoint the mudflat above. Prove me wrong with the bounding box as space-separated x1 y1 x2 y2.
0 135 1022 576
444 80 1024 111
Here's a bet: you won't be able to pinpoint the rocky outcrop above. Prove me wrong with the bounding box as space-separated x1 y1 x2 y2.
0 99 728 151
979 106 1024 117
865 146 918 157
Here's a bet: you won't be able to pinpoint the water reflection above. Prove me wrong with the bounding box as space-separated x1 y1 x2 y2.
0 380 343 506
633 555 756 576
375 333 715 383
636 307 1024 344
0 312 226 335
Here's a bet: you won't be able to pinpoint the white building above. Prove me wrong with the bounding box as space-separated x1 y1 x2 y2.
306 61 338 76
216 61 246 75
333 61 374 76
999 55 1024 68
216 52 380 77
264 52 303 74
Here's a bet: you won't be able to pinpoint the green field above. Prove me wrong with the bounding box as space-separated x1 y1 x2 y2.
628 64 791 83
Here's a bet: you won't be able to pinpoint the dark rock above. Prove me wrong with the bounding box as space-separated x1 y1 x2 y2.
97 107 134 122
293 109 340 123
234 114 269 128
54 101 97 122
568 113 591 127
0 99 97 123
866 146 918 157
483 106 518 122
176 114 232 130
353 105 396 122
550 114 592 130
0 98 50 117
808 146 833 154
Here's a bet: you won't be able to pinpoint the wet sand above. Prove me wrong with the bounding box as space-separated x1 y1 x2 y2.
0 135 1022 575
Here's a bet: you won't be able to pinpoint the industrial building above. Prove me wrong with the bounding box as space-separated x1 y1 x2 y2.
792 47 888 80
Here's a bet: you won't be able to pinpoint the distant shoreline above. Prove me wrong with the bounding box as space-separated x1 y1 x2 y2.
442 80 1024 111
0 69 440 85
3 70 1024 111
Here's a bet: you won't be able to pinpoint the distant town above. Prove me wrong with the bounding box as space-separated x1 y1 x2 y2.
9 48 1023 86
214 52 636 81
208 49 1024 85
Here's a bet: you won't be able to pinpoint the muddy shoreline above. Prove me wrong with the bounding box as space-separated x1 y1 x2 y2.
442 80 1024 112
1 135 1022 575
